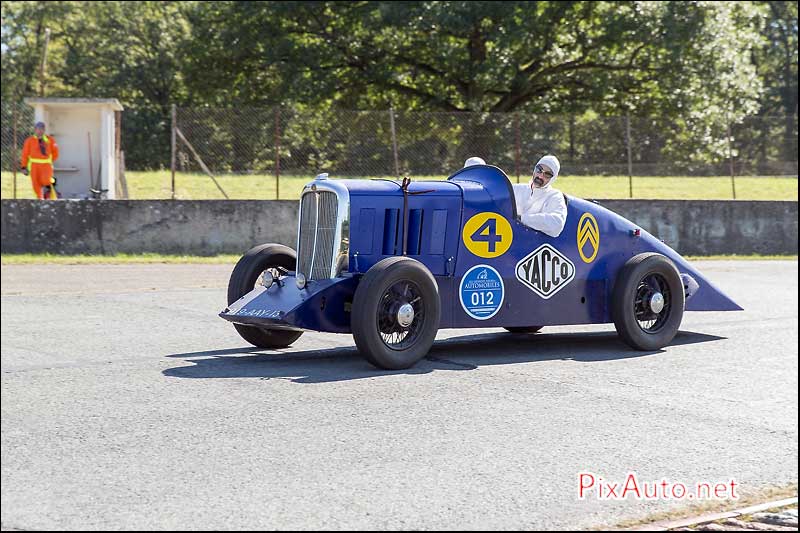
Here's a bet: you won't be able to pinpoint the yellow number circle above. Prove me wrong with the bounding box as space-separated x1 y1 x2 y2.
577 212 600 263
462 212 513 258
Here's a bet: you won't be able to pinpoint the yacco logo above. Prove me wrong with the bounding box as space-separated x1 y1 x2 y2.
516 244 576 299
577 212 600 263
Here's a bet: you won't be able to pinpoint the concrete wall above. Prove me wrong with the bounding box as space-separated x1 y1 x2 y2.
597 199 798 255
1 200 298 255
2 199 797 256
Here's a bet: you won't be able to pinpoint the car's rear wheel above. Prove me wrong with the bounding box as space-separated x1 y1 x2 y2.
227 244 303 348
352 257 441 370
612 253 685 350
504 326 543 334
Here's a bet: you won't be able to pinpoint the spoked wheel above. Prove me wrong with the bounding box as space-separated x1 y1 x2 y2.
376 279 427 350
633 273 673 333
613 253 685 351
227 244 304 349
352 257 441 370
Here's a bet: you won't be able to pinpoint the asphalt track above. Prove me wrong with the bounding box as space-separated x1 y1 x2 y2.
1 261 797 530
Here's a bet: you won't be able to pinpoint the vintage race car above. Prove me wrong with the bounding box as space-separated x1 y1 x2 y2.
220 165 741 369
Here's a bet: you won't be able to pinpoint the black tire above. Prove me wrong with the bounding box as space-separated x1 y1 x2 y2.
504 326 543 334
352 257 441 370
227 243 304 348
612 253 685 351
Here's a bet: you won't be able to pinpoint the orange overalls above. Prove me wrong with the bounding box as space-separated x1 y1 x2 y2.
21 134 59 199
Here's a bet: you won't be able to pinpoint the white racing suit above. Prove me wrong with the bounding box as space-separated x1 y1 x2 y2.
512 182 568 238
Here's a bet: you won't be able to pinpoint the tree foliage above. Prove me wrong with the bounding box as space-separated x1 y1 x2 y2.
1 0 796 169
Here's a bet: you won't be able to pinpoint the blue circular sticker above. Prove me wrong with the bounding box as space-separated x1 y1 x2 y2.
459 264 504 320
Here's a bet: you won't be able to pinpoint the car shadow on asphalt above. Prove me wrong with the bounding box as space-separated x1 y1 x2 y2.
161 330 725 384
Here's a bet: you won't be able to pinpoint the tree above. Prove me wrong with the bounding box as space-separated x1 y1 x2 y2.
2 1 193 168
184 1 769 169
2 1 791 171
187 2 762 115
755 1 798 164
1 1 75 99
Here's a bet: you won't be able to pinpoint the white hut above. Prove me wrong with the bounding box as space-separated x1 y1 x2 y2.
24 98 124 199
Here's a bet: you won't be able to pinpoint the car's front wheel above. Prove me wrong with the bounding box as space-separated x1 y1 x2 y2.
351 257 441 370
227 243 304 349
612 253 685 350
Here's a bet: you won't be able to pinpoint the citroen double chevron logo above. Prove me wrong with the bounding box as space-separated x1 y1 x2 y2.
577 212 600 263
515 244 575 299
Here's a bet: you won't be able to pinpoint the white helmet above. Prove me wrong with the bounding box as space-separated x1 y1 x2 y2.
531 154 561 188
464 156 486 168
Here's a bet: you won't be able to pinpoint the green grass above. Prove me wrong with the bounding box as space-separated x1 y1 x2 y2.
0 253 242 265
2 252 796 265
2 170 797 200
558 175 798 200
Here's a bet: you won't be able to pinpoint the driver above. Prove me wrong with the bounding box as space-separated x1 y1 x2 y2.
512 155 567 238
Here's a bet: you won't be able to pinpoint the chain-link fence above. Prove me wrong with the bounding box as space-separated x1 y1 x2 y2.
174 106 798 179
1 101 35 197
2 99 797 199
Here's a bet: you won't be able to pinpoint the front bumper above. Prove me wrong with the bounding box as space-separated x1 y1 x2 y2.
219 275 359 333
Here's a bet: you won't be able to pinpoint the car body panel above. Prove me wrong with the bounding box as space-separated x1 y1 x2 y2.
347 179 463 276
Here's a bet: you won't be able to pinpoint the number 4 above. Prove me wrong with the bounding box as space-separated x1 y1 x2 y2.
471 218 502 252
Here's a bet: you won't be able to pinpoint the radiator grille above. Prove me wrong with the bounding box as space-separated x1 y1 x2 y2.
297 190 339 280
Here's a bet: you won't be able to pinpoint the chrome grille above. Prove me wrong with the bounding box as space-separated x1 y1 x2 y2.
298 193 317 277
297 190 339 280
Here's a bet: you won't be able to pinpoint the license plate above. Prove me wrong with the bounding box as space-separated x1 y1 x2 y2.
226 286 266 314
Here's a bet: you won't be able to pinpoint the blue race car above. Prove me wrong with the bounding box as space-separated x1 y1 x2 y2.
220 165 741 369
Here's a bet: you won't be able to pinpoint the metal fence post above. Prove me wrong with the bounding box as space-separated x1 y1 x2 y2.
170 104 176 200
275 106 281 200
12 104 18 199
626 112 633 198
389 107 400 177
514 114 521 183
727 119 736 199
568 114 576 161
275 107 281 200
